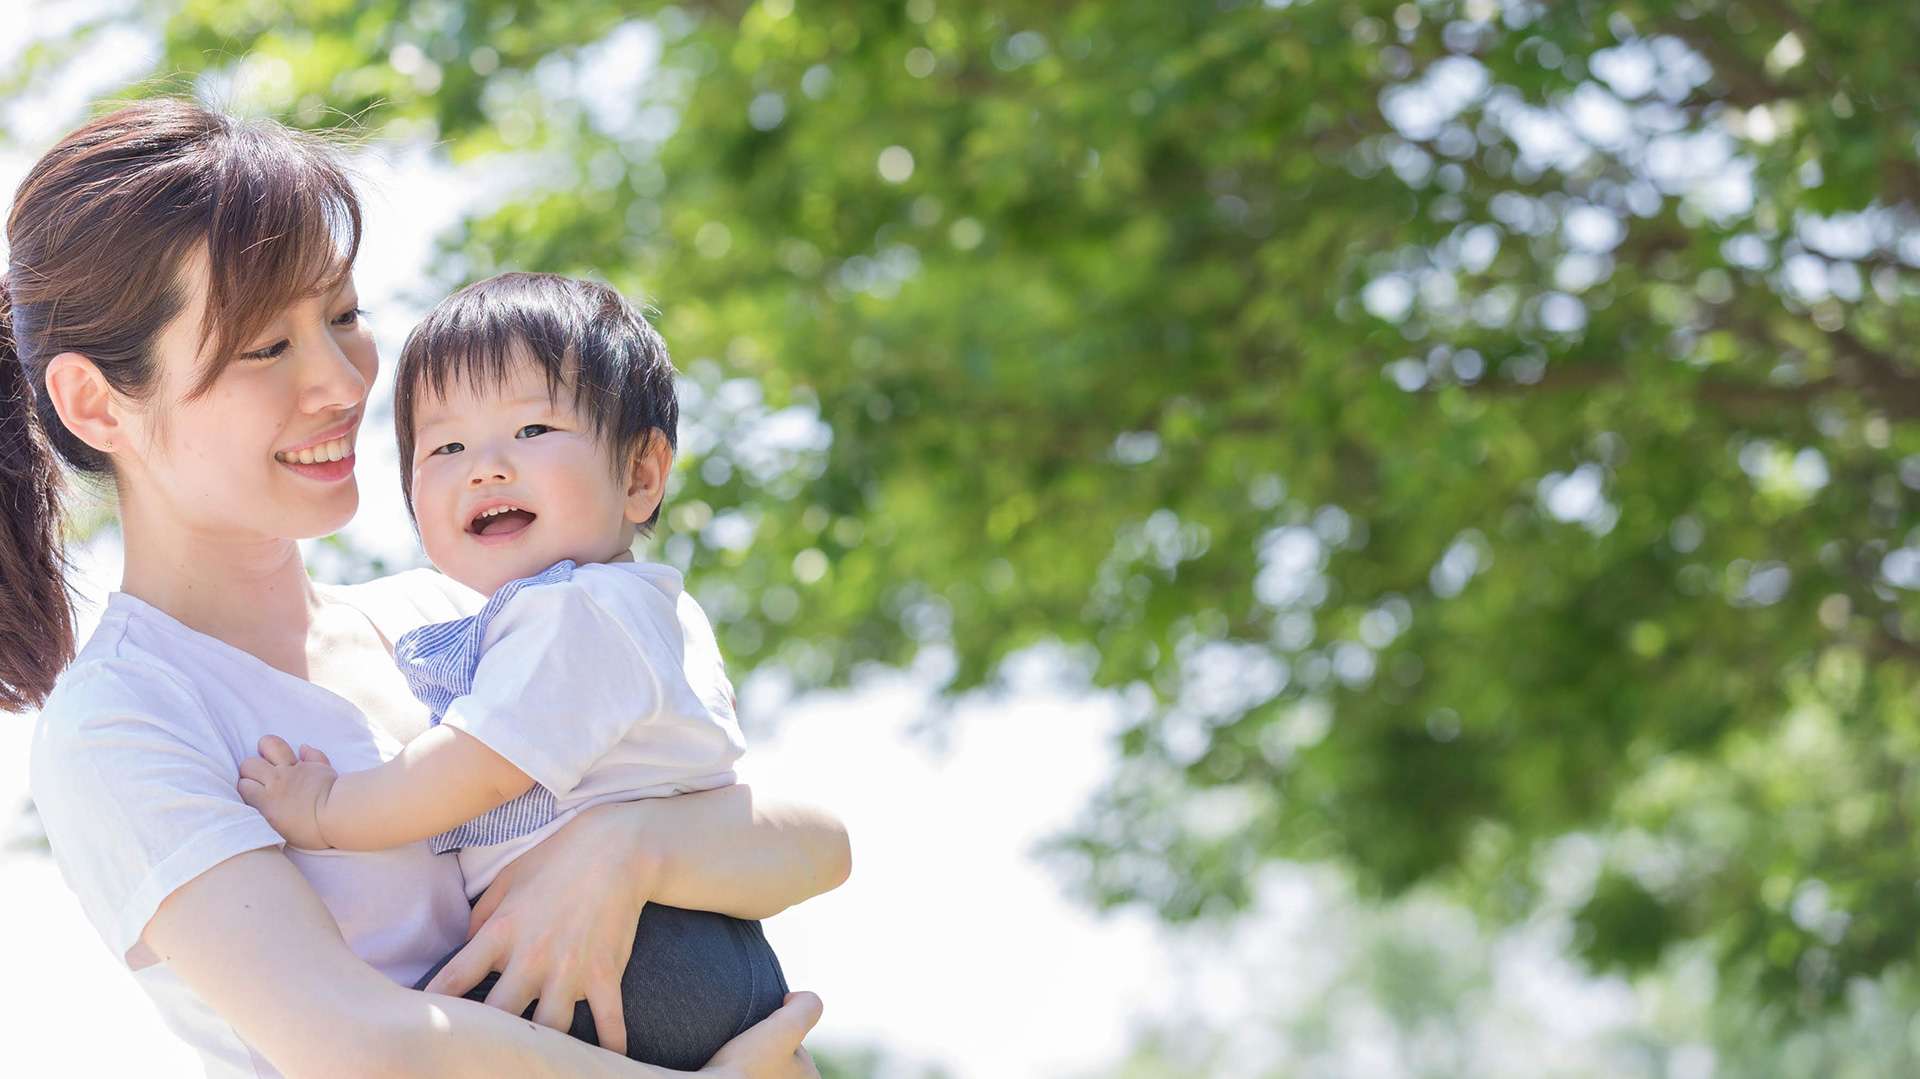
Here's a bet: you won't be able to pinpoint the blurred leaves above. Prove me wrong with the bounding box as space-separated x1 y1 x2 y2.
35 0 1920 1020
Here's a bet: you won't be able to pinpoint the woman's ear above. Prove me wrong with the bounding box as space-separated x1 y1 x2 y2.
623 431 674 526
42 351 126 455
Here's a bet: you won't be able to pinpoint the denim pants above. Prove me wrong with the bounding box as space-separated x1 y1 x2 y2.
414 903 789 1070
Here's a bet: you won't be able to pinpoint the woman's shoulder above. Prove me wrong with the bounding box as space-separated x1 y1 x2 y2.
33 624 217 777
42 602 207 724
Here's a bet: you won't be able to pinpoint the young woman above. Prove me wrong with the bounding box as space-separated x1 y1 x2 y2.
1 98 848 1078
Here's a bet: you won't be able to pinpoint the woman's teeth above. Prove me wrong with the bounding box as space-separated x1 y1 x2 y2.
276 436 352 465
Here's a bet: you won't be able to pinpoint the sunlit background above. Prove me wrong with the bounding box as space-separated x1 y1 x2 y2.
7 1 1920 1076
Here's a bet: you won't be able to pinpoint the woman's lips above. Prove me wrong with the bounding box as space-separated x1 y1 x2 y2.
276 453 355 483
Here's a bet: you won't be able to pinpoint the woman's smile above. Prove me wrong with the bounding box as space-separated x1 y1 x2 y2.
273 417 361 484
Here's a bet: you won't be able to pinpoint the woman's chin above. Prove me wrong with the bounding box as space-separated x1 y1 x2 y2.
284 486 360 540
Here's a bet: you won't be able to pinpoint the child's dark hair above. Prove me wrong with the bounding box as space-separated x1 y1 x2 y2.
393 272 678 530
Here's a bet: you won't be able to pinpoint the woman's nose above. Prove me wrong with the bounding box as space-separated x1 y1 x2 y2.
301 335 370 412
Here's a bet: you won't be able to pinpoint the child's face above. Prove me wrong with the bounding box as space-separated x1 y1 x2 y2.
407 349 643 596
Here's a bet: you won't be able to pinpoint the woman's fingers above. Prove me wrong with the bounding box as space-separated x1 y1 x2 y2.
703 992 824 1077
482 967 538 1019
760 992 823 1055
468 877 507 938
257 735 295 766
528 984 574 1035
422 933 499 997
584 981 627 1057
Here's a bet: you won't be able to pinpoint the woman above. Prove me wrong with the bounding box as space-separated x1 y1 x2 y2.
1 99 846 1077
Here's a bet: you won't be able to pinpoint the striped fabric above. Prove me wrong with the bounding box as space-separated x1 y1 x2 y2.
392 560 577 854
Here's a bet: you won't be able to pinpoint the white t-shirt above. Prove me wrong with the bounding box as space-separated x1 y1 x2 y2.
435 561 746 895
29 569 479 1079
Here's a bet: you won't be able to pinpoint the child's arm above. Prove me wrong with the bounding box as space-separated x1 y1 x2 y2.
238 729 535 851
240 574 669 851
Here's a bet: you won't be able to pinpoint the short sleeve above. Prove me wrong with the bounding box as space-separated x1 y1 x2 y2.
438 580 665 795
328 568 485 645
29 659 286 966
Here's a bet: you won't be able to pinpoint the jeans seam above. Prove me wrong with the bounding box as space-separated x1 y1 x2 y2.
733 918 758 1039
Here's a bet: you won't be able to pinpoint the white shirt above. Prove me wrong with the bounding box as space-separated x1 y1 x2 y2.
435 561 746 895
29 569 479 1079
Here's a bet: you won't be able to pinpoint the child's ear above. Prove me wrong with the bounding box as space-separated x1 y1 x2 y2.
622 430 674 526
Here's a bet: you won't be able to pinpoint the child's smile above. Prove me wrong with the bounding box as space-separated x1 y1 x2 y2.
407 350 643 595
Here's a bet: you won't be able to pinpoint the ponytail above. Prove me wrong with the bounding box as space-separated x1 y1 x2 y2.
0 273 74 711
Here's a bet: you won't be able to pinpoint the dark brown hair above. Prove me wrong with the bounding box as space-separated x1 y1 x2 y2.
0 98 362 711
393 272 678 530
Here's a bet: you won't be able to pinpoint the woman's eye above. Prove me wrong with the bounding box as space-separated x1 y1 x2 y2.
241 340 290 362
429 442 464 456
332 306 367 327
516 424 554 439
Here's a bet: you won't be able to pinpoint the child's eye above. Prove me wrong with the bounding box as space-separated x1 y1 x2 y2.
516 424 554 439
332 306 367 327
240 340 290 362
429 442 464 457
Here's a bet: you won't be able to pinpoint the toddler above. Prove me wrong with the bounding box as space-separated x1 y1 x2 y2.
239 272 788 1069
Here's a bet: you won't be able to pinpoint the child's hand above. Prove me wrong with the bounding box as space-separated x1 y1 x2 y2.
236 735 338 851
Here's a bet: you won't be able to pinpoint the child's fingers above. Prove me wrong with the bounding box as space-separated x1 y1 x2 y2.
257 735 295 766
423 934 500 998
236 777 266 804
584 982 627 1056
297 743 333 766
237 757 276 786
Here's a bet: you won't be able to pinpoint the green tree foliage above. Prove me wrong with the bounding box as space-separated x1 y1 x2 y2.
36 0 1920 1015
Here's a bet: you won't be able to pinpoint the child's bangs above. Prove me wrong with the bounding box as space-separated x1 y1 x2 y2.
398 277 588 416
187 120 362 396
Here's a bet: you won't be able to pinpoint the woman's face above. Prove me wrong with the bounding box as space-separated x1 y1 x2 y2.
122 251 377 544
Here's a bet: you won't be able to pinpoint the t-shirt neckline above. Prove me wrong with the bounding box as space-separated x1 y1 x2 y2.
104 589 405 756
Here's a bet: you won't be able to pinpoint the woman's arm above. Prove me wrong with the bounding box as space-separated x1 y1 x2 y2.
143 847 818 1079
423 784 850 1046
619 782 853 920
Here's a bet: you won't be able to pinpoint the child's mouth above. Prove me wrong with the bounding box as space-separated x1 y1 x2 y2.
468 505 537 538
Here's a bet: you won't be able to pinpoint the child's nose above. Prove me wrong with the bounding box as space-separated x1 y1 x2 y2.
468 449 513 484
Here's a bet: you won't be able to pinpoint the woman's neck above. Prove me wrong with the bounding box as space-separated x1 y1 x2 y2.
117 495 321 674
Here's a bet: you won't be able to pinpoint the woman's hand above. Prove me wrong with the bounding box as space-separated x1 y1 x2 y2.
700 993 823 1079
424 805 652 1055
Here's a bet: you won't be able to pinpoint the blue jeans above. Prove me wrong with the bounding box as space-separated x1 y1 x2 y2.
413 903 789 1070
